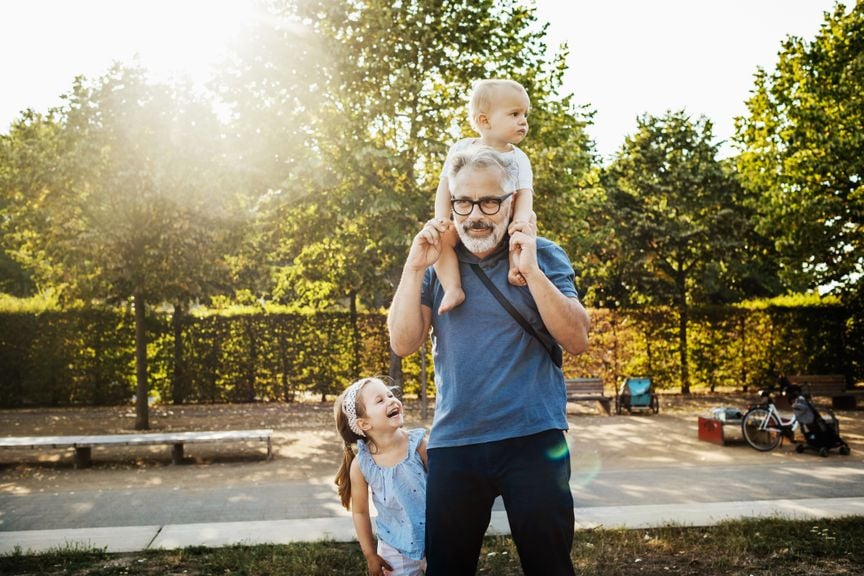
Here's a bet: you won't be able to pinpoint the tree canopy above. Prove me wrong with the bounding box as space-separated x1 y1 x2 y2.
215 0 595 311
0 0 598 408
3 0 862 401
735 2 863 292
596 111 768 392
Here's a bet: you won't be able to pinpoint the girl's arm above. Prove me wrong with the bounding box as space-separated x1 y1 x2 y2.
350 459 392 575
417 435 429 471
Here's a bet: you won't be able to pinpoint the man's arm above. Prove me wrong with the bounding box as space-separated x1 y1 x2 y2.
388 219 445 357
510 226 590 355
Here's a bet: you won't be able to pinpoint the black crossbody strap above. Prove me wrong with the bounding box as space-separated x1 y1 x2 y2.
469 263 556 359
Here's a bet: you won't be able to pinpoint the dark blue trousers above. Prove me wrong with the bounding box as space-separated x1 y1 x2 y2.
425 429 575 575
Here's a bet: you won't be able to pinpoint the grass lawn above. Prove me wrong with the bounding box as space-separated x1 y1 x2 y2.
2 516 863 575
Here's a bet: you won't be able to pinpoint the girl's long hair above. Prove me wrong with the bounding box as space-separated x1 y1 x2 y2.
333 380 371 510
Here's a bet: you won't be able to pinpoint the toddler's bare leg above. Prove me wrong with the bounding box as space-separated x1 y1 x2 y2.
508 249 527 286
434 226 465 314
507 212 536 286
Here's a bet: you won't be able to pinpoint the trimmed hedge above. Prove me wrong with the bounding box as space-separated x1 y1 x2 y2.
0 304 856 407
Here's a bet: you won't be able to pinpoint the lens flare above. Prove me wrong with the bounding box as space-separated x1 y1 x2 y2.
545 437 570 461
570 450 602 489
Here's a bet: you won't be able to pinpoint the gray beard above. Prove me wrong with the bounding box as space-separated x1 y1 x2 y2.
457 219 507 255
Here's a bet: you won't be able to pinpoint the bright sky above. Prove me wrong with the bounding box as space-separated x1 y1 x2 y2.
0 0 839 160
535 0 838 160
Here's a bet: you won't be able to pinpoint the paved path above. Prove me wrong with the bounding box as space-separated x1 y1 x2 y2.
2 411 863 554
2 460 864 531
3 497 864 554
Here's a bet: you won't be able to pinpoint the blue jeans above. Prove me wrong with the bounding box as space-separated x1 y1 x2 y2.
425 429 575 575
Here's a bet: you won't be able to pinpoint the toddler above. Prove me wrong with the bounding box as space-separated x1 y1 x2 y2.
434 78 535 313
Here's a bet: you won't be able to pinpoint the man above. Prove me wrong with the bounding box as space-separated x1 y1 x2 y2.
388 146 590 575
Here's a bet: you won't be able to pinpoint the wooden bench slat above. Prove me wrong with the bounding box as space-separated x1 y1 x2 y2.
564 378 611 415
0 429 274 467
788 374 862 409
788 375 845 383
0 429 273 448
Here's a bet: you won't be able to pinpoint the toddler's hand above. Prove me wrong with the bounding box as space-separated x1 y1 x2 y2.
509 219 536 237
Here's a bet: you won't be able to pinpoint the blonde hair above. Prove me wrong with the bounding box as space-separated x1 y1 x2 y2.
468 79 529 133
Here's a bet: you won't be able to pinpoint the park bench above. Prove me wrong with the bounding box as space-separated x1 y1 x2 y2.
788 374 864 410
565 377 611 416
0 429 273 468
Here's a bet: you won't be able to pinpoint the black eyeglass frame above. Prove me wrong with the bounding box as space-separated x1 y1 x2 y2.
450 192 515 216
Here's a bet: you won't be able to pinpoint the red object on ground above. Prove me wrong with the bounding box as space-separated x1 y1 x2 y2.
697 416 725 445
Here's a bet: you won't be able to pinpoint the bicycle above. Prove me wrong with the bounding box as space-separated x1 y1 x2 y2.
741 386 799 451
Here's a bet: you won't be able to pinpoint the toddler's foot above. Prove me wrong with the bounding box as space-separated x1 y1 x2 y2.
438 288 465 314
508 267 527 286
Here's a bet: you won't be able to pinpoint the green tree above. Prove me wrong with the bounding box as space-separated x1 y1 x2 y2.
0 110 68 297
735 2 863 291
3 66 238 427
600 111 757 393
218 0 595 391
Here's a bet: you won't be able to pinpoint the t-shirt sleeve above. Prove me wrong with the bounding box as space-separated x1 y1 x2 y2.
539 240 579 299
420 268 436 309
514 147 533 192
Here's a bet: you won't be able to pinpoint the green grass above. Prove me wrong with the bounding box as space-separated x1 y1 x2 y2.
2 517 863 575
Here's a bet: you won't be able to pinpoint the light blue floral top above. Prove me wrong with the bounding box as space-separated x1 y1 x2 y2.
356 428 427 560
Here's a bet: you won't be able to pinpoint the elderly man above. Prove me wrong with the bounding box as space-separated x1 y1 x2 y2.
388 145 590 575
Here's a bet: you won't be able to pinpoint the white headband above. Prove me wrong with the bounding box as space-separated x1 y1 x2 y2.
342 380 368 437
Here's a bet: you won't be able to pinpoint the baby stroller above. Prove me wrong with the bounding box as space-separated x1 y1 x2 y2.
616 377 659 415
791 390 851 457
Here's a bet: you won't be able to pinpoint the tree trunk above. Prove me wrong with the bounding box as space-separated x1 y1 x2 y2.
739 315 748 392
244 317 257 402
678 303 690 395
389 348 403 390
611 310 620 406
172 301 187 405
350 290 360 376
279 326 293 402
134 293 149 430
93 328 105 405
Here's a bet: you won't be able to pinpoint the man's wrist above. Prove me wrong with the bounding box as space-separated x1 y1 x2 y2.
404 260 428 275
521 265 543 283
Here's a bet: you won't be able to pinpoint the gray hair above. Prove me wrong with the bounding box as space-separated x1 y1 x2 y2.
447 145 518 195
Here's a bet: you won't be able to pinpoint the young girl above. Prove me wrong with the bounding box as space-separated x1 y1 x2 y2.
334 377 428 576
434 78 535 314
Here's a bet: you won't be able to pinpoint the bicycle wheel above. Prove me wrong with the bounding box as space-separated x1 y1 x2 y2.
741 407 783 451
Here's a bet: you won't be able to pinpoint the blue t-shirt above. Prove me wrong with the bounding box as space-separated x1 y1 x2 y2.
421 238 579 449
356 428 427 560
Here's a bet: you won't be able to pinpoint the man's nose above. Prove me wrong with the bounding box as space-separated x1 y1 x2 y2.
467 202 485 218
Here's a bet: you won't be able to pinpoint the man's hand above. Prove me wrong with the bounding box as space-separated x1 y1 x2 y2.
509 219 540 281
406 218 450 272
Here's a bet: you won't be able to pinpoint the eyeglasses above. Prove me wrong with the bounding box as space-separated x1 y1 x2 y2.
450 192 514 216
